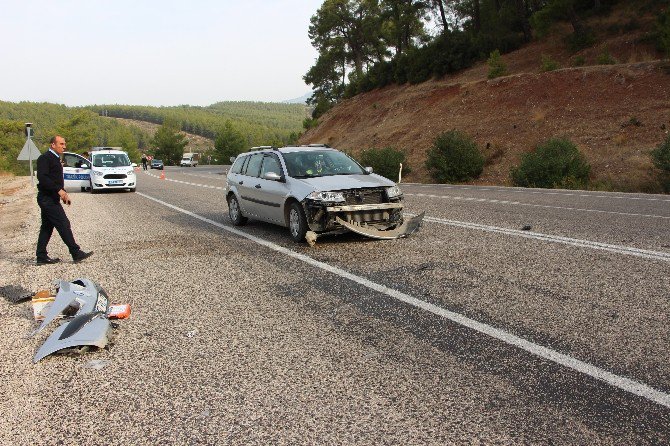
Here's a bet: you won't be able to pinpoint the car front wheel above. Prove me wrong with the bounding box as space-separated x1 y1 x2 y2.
288 202 308 242
228 195 247 226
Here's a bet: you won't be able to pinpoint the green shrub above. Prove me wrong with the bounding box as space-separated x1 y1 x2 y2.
487 50 508 79
571 55 586 66
426 131 484 183
651 135 670 192
597 49 617 65
359 147 410 182
511 138 591 189
540 54 560 72
302 117 319 130
566 30 596 53
656 8 670 58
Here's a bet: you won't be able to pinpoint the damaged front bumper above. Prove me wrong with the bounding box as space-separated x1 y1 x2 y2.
303 200 424 240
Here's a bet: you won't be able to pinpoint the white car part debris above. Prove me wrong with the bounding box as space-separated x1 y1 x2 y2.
32 278 108 336
31 278 129 363
34 312 111 363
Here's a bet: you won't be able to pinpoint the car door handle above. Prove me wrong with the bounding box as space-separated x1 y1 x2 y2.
255 184 261 189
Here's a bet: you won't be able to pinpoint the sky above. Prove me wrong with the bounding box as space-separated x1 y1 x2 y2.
0 0 323 106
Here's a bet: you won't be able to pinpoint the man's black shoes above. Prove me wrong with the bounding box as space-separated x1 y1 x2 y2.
36 256 61 265
72 251 94 263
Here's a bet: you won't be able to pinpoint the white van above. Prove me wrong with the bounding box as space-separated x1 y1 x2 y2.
180 153 199 167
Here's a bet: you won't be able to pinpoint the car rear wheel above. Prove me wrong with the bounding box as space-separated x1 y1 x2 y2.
228 195 247 226
288 202 307 242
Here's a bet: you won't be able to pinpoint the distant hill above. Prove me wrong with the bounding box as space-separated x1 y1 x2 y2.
90 101 309 146
282 92 312 104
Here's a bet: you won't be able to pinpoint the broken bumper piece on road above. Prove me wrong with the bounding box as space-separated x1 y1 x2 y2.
335 211 425 240
31 278 129 363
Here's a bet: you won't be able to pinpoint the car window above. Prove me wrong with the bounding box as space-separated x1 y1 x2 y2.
231 156 246 174
92 153 131 167
63 153 88 168
283 150 365 178
244 153 263 177
261 154 282 177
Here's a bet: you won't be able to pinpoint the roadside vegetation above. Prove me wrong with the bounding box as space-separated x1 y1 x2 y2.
358 147 410 181
651 135 670 192
510 137 591 189
0 100 308 174
0 102 147 175
426 130 484 183
304 0 669 123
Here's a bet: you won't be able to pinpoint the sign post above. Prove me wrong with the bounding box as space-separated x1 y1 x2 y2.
17 123 41 187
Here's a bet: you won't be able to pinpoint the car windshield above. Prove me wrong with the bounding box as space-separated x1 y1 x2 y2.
283 150 365 178
153 160 162 164
92 153 131 167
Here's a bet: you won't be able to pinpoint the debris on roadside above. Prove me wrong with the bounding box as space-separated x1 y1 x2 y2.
29 278 131 363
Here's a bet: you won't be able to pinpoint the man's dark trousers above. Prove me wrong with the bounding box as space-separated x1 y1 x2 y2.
36 193 80 259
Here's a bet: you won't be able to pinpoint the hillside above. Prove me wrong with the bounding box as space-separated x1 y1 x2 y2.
300 8 670 192
111 117 214 153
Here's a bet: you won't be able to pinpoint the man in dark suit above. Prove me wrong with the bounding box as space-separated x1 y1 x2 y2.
35 135 93 265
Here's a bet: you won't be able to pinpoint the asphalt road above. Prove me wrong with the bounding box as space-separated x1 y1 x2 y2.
1 166 669 445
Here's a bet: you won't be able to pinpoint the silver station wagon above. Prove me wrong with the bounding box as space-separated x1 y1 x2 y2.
225 145 423 244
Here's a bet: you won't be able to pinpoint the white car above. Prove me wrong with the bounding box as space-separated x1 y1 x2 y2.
225 145 423 243
63 151 92 192
89 149 137 193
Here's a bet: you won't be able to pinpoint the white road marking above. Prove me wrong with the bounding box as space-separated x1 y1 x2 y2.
137 191 670 409
143 171 225 190
417 215 670 262
404 183 670 202
406 193 670 219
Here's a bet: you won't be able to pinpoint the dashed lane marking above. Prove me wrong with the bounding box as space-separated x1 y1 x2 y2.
404 183 670 202
137 191 670 410
406 193 670 220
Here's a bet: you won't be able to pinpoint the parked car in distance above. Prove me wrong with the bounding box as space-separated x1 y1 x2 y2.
62 151 92 192
151 159 164 170
225 145 423 243
89 148 137 193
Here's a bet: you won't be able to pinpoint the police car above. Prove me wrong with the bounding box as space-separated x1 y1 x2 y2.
88 147 137 193
62 151 92 192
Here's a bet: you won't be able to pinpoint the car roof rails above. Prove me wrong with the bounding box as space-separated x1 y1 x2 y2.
306 143 330 148
250 145 275 151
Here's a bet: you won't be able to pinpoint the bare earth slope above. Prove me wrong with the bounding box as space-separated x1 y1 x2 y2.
302 62 669 190
300 13 670 191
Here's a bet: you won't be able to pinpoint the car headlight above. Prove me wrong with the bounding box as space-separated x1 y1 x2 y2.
386 185 402 198
92 170 103 177
307 191 345 202
127 169 135 175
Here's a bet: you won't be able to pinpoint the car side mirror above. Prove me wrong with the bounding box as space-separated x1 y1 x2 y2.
364 167 374 174
230 156 236 163
263 172 282 181
81 163 90 169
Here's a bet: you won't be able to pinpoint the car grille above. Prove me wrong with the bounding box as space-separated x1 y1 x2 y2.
104 174 127 179
343 188 386 205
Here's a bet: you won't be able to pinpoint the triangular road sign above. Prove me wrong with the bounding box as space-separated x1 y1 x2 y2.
17 139 42 161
